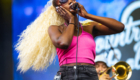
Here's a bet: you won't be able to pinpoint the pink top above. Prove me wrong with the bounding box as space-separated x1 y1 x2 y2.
56 24 96 66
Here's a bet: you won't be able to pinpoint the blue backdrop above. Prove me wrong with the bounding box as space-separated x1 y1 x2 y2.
12 0 140 80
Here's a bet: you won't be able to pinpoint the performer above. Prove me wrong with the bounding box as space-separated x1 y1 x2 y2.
95 55 112 80
15 0 124 80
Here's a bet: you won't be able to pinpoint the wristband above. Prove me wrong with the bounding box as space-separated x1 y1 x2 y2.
69 23 75 25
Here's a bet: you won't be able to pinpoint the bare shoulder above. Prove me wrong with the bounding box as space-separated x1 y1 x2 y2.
82 21 96 29
82 21 96 33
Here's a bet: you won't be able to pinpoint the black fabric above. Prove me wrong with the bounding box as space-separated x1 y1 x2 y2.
56 65 99 80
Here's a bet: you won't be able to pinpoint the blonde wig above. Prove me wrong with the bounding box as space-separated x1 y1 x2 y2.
15 0 65 72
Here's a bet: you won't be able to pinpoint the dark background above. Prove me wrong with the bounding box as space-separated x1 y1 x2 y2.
0 0 13 80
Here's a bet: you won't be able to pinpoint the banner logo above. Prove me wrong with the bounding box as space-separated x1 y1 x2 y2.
96 1 140 70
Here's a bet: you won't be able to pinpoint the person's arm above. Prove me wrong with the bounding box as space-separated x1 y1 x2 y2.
77 3 124 37
48 6 75 49
85 14 124 35
48 21 74 49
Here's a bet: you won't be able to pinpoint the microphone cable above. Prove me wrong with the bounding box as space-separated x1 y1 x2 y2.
74 4 80 80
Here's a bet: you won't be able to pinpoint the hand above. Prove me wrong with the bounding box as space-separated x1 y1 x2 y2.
56 6 74 22
99 73 111 80
77 3 88 18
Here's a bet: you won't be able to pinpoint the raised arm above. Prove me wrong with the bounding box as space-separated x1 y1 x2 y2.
77 3 124 37
48 6 75 49
48 20 75 49
85 14 124 35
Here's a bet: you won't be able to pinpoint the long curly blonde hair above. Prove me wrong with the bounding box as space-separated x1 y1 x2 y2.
15 0 65 73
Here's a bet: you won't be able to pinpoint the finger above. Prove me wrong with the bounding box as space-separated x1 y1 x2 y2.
106 76 110 79
56 7 59 12
77 2 83 8
105 75 111 80
57 8 62 15
60 6 72 17
56 9 61 15
59 7 66 14
58 11 64 17
73 1 77 5
110 75 116 79
60 6 69 13
106 77 112 80
56 7 65 16
70 2 74 6
105 74 110 78
56 7 63 14
103 78 108 80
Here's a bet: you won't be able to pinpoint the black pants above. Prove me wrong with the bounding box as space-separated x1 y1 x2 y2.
55 65 99 80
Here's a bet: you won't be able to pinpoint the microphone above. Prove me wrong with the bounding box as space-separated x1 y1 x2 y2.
70 3 79 10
